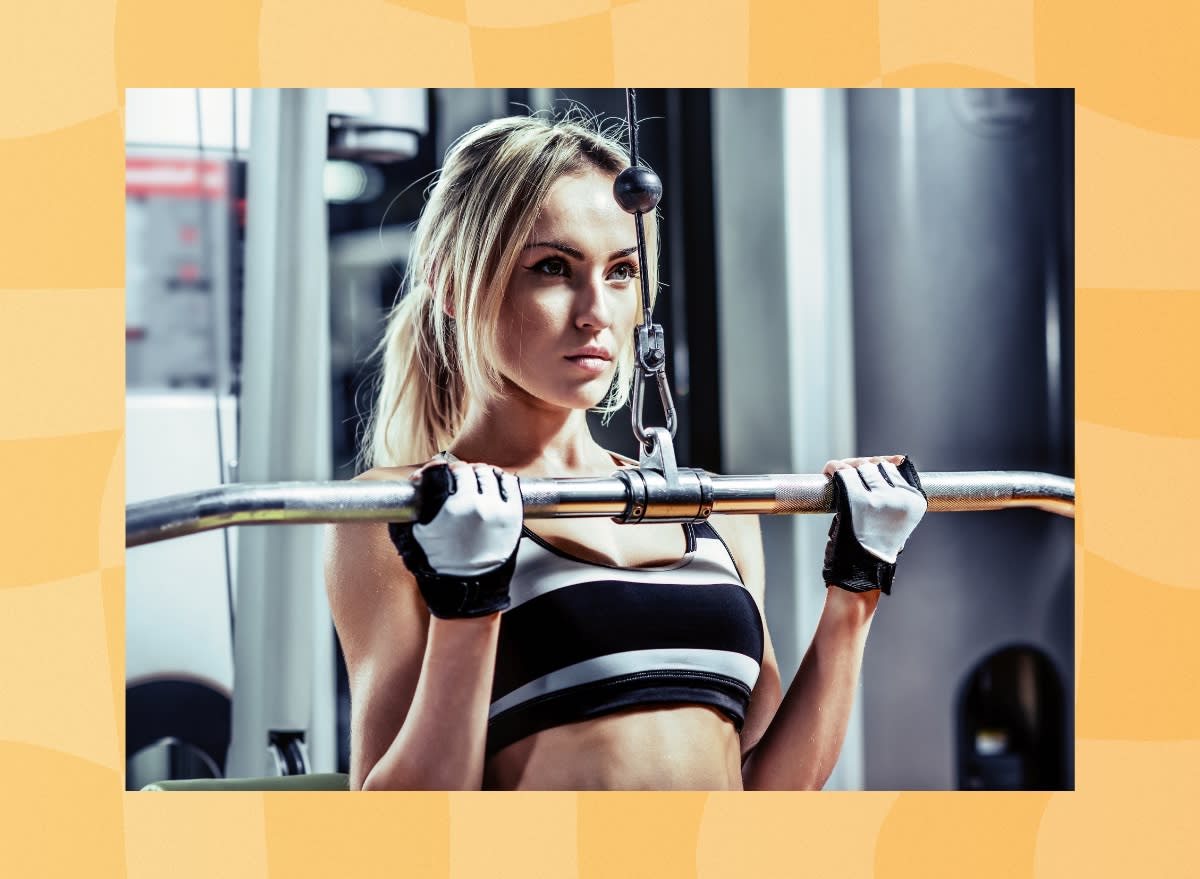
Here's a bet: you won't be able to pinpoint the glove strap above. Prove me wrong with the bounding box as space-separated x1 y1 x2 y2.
389 522 515 618
822 533 898 595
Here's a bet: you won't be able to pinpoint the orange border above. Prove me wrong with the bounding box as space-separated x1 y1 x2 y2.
2 1 1197 876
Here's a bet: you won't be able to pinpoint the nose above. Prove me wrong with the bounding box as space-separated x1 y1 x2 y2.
573 271 613 332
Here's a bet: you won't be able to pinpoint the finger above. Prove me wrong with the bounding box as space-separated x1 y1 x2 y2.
414 458 449 479
499 474 523 530
857 462 889 491
416 462 457 524
836 456 878 470
447 461 476 485
498 471 521 507
880 460 917 492
826 454 903 474
439 462 476 511
833 466 872 503
895 457 924 494
469 463 497 500
823 459 857 477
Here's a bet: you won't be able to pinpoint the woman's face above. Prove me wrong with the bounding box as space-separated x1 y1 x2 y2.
497 167 642 413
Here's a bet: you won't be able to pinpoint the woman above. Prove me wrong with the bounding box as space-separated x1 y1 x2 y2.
324 114 926 790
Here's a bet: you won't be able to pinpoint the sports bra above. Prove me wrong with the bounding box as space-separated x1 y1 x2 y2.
486 519 765 755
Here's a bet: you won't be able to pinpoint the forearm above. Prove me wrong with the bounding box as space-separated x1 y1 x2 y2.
362 614 500 790
743 588 879 790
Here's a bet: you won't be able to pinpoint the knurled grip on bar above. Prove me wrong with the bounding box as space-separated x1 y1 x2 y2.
126 470 1074 548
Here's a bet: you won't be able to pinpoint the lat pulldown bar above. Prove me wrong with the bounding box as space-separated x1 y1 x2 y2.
126 469 1074 548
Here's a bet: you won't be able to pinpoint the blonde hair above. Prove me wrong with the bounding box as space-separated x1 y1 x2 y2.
364 114 658 468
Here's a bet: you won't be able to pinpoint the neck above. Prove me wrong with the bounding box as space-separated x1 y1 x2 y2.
450 388 617 478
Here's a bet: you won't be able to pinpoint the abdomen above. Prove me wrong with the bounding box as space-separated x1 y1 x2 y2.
484 704 743 790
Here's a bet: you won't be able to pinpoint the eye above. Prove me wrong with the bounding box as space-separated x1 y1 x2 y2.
530 256 569 277
608 261 639 282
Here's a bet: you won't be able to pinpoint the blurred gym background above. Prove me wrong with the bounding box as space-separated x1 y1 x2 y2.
125 88 1074 790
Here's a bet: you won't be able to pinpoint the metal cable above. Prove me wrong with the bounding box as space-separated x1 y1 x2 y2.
194 88 237 640
625 88 654 324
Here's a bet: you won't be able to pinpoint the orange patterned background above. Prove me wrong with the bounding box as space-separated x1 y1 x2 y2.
1 1 1197 876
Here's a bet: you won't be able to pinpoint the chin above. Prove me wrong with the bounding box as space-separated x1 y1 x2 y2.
509 368 619 413
569 390 613 412
556 382 616 413
583 376 620 410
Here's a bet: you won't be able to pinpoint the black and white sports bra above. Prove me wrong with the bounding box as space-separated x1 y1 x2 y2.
486 519 765 755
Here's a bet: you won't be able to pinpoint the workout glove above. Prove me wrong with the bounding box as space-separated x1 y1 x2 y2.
388 462 523 618
822 458 927 595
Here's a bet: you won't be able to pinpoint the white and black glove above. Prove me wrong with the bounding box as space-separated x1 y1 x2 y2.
388 461 523 618
822 457 927 595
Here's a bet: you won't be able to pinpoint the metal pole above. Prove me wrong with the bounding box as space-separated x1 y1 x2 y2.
127 470 1075 548
226 88 334 779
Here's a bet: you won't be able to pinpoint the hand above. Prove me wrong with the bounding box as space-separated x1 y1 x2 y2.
821 455 926 595
388 461 523 618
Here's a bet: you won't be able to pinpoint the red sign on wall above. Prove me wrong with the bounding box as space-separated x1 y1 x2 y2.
126 157 227 199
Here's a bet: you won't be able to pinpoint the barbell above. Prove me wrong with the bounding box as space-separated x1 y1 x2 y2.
126 470 1074 548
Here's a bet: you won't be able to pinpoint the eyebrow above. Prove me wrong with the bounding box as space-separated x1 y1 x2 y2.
523 241 639 261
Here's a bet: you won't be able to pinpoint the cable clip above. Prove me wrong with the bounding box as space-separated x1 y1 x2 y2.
631 324 677 447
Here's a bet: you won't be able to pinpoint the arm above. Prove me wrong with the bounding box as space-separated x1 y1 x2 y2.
714 513 871 790
362 610 501 791
739 455 926 790
741 588 879 790
325 517 499 791
324 464 518 790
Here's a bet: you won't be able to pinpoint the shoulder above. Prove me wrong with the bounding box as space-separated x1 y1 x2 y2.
324 464 432 658
324 465 424 588
352 463 426 483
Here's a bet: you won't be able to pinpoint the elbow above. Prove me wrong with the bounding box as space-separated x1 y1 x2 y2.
359 750 418 791
360 756 430 791
359 760 393 791
360 753 481 792
361 762 427 791
359 765 388 791
361 772 409 792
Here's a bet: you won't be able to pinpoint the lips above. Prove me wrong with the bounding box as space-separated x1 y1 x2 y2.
564 346 612 375
565 346 612 361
